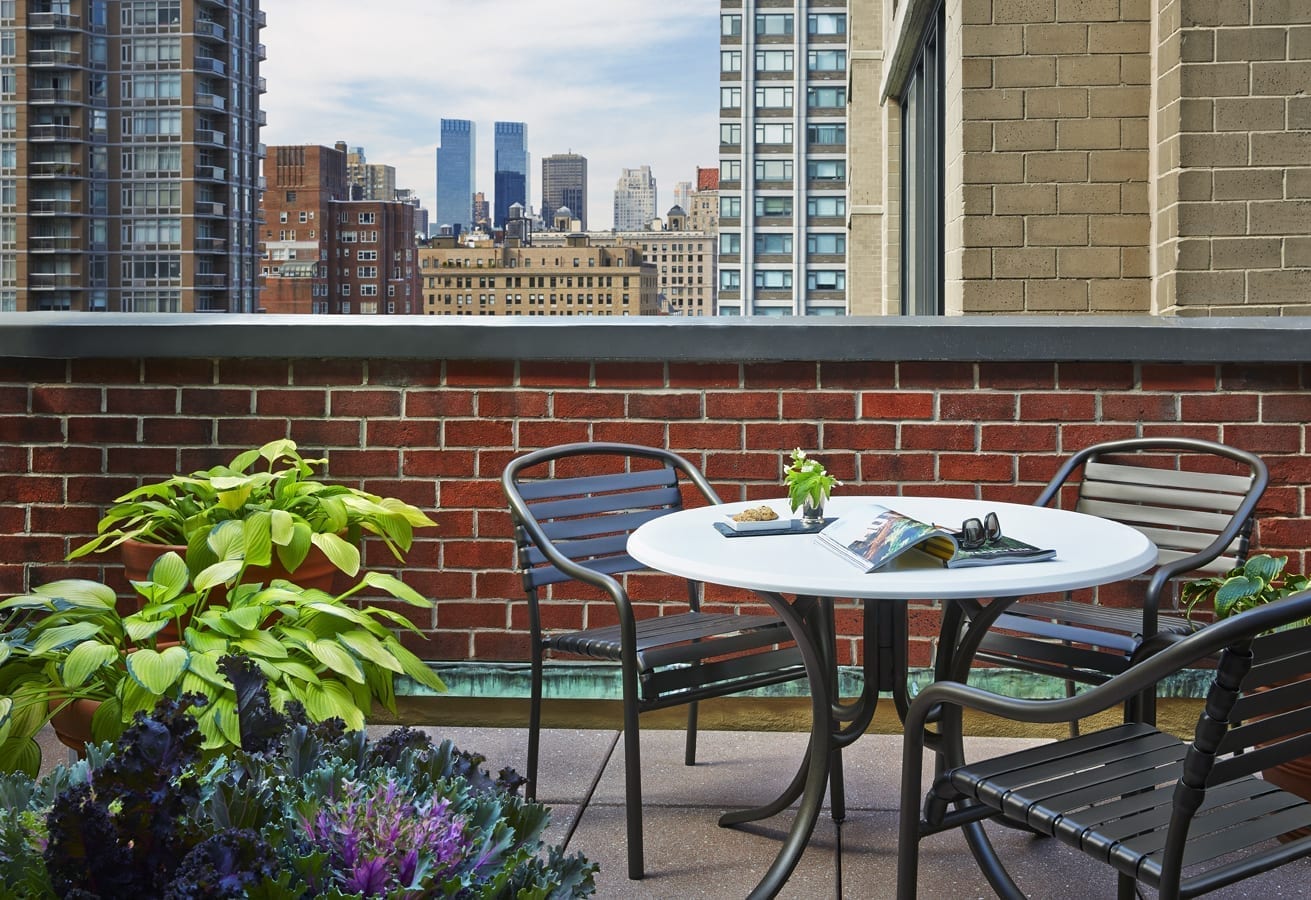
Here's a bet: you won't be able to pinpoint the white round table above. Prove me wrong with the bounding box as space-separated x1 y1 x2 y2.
628 495 1157 899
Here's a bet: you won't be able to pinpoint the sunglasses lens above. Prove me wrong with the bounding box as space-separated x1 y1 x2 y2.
984 512 1001 541
960 518 984 549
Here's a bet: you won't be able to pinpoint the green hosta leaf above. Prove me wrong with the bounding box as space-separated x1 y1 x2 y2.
221 606 265 631
195 559 244 591
117 678 159 721
242 511 274 567
311 531 359 577
379 495 437 527
197 609 243 638
1243 553 1287 584
125 645 189 694
236 630 289 660
304 601 370 625
275 521 312 573
62 641 120 688
270 508 294 546
0 644 9 666
90 696 125 744
300 680 364 731
0 736 41 778
0 594 56 612
1214 575 1263 618
185 651 232 689
209 694 241 747
184 629 231 656
337 629 403 673
361 571 431 608
307 639 365 683
146 552 190 598
125 616 172 643
269 658 320 685
35 580 118 609
386 638 447 692
31 622 104 657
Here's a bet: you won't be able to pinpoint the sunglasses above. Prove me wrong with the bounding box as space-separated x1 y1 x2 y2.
956 511 1001 550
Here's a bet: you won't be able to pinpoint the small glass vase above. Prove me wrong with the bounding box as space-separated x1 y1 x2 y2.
801 498 825 526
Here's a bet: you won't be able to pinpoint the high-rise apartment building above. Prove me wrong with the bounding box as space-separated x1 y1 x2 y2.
3 0 266 312
435 118 474 234
541 152 587 231
718 2 848 316
688 167 719 236
493 121 528 228
259 144 421 315
613 165 656 232
342 143 395 201
471 191 490 231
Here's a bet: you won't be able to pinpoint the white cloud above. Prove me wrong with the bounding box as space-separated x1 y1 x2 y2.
261 0 719 228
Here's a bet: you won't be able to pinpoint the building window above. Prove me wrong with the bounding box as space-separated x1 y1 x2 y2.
807 270 846 291
721 13 741 36
808 49 846 72
807 196 846 218
901 1 945 315
721 50 741 73
719 196 741 218
719 270 740 290
754 234 792 255
807 160 846 181
755 86 793 109
755 13 792 35
721 159 741 181
754 159 793 182
720 123 741 145
719 233 740 254
359 212 375 224
721 86 742 109
807 123 845 146
755 196 792 218
754 270 792 289
808 13 846 35
755 123 792 145
755 49 793 72
807 233 846 255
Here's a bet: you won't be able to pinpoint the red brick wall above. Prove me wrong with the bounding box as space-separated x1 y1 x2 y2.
3 356 1308 670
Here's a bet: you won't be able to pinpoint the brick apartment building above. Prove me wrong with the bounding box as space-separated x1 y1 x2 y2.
417 235 658 316
259 144 422 314
844 0 1311 316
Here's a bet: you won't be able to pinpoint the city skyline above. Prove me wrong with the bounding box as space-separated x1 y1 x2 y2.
260 0 718 230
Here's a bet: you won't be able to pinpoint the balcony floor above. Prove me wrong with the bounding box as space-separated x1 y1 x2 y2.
35 723 1311 897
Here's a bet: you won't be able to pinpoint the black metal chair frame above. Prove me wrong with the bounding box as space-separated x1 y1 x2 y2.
974 437 1268 723
900 589 1311 900
502 442 806 880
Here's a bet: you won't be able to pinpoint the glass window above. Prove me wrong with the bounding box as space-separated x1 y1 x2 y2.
720 86 742 108
756 49 793 72
808 13 846 35
719 270 740 290
719 233 740 254
721 160 741 181
721 14 741 36
808 49 846 72
755 123 792 145
808 233 846 254
721 50 741 73
754 234 792 254
807 196 846 217
901 2 945 315
807 123 846 145
755 86 793 109
754 159 793 182
755 196 792 217
754 270 792 289
720 123 741 144
808 87 847 109
807 160 846 181
807 270 846 291
719 196 741 218
755 13 793 35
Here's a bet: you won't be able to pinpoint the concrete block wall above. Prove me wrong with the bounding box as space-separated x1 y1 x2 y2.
953 0 1153 314
3 353 1309 672
1156 0 1311 315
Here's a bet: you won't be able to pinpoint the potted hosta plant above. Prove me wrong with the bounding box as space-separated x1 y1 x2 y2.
1183 553 1311 825
784 448 839 525
67 438 436 585
0 661 596 897
0 520 445 775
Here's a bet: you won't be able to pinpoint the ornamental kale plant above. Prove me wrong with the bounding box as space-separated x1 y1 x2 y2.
0 657 596 899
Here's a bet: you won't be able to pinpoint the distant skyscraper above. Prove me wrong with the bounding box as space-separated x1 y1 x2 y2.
435 119 476 233
613 166 657 232
4 0 266 312
541 153 588 231
493 122 529 228
673 180 693 215
472 192 491 231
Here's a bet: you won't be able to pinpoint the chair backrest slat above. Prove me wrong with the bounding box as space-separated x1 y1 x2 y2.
521 550 646 589
1082 460 1254 497
528 484 682 524
524 531 635 570
1075 496 1238 539
536 506 673 545
514 466 677 501
1155 546 1242 574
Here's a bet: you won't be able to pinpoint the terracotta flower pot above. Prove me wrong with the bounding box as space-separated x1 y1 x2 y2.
48 698 99 755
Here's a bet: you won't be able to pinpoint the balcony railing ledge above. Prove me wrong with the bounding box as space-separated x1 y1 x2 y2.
1 312 1308 364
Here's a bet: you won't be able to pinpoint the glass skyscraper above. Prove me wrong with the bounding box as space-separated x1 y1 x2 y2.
493 122 528 228
435 118 475 233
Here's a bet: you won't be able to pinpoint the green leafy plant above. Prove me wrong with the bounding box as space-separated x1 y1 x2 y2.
0 521 446 775
1182 553 1311 623
783 448 839 513
67 438 436 579
0 666 596 897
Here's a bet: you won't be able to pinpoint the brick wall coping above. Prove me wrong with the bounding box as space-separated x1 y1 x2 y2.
1 313 1307 363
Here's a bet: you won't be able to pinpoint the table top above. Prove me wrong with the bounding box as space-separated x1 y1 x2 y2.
627 495 1157 600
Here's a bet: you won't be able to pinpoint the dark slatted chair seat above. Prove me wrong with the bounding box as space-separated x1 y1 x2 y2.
899 589 1311 900
503 442 806 880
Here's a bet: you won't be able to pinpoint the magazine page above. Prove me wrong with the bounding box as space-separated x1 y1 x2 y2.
814 503 948 573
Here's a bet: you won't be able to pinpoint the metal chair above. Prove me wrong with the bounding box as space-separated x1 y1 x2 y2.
502 442 806 880
899 588 1311 900
972 437 1268 723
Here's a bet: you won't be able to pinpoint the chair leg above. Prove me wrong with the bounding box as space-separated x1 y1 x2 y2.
527 645 543 802
684 700 698 766
1065 678 1080 738
622 670 646 880
1117 872 1137 900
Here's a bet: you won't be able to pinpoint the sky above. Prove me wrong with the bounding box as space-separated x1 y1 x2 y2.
260 0 720 230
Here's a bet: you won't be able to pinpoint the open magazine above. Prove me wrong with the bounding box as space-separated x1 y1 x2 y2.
815 503 1056 572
